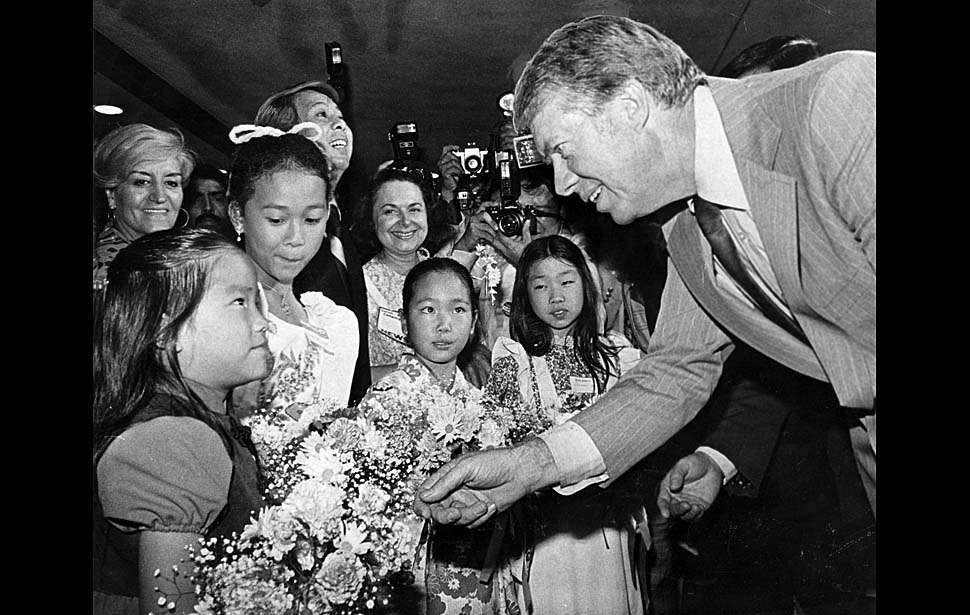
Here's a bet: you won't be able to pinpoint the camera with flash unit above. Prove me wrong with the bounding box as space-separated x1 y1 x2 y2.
387 121 436 189
388 121 419 166
456 143 490 177
484 151 531 237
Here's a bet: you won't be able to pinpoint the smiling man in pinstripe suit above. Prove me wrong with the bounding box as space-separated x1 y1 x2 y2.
415 15 875 544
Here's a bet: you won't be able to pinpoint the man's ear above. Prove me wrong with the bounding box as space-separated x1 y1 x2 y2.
614 80 652 130
228 201 245 235
105 188 116 209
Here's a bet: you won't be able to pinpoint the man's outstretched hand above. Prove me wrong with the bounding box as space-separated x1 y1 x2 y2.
415 439 558 529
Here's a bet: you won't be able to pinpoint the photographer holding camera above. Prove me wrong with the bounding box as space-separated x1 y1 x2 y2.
436 126 606 348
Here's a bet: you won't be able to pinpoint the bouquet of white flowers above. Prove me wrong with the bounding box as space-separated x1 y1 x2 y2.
188 401 390 614
181 367 495 614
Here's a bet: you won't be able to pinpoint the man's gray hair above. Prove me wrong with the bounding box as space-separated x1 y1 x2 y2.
513 15 706 131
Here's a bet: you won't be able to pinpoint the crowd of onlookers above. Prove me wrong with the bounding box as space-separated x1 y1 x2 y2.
93 23 874 615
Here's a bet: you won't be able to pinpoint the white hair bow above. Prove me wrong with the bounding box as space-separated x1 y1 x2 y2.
228 121 323 145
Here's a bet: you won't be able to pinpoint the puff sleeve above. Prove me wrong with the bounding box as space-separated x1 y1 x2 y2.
97 416 233 534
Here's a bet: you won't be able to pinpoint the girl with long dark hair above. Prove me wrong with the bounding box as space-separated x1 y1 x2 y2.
482 234 645 615
93 228 271 614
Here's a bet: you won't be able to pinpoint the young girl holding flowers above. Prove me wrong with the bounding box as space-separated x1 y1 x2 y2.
227 124 359 421
93 228 272 615
483 234 645 615
356 257 505 615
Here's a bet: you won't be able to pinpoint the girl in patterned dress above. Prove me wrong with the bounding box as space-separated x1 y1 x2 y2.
482 235 646 615
356 258 505 615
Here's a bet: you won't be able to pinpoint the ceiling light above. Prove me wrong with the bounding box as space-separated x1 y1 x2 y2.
93 104 123 115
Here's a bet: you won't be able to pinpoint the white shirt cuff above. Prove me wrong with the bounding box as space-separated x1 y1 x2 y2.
537 422 609 495
696 446 737 484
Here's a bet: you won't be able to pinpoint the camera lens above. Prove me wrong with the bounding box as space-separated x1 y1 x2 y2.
464 155 482 173
497 212 522 237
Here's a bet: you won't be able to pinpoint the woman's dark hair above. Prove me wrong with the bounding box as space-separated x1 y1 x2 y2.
227 133 332 214
718 35 821 78
511 235 617 392
402 257 477 319
350 166 436 263
93 228 247 460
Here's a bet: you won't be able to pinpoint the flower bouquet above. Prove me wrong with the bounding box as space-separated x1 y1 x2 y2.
347 365 489 574
188 401 391 614
183 368 493 614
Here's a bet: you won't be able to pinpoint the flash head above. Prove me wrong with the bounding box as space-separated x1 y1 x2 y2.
497 92 515 116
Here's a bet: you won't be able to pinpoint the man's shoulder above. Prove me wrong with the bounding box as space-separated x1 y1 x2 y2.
709 50 874 101
811 50 874 73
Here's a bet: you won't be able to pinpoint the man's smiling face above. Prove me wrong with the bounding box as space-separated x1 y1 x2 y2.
528 86 683 224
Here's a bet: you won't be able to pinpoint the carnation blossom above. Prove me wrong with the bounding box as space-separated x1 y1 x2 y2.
315 551 366 605
351 483 391 516
284 480 345 541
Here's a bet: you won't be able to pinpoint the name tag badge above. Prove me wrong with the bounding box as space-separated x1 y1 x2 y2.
377 307 407 345
569 376 595 395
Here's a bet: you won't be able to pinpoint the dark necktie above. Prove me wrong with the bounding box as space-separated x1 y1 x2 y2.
328 227 351 292
692 196 808 343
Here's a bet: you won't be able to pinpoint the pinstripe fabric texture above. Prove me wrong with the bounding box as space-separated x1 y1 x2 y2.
572 51 875 485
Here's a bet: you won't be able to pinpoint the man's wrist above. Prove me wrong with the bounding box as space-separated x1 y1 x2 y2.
513 438 558 493
695 449 729 483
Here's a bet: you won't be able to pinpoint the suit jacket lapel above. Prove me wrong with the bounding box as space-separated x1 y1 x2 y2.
667 211 827 381
734 157 811 314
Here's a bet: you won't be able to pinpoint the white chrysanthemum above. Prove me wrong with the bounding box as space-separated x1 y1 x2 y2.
427 402 469 445
284 480 346 542
477 418 507 449
350 483 391 516
334 521 373 555
243 506 299 560
296 433 347 484
239 513 262 544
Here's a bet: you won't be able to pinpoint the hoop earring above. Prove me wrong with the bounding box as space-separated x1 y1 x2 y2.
175 207 190 229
